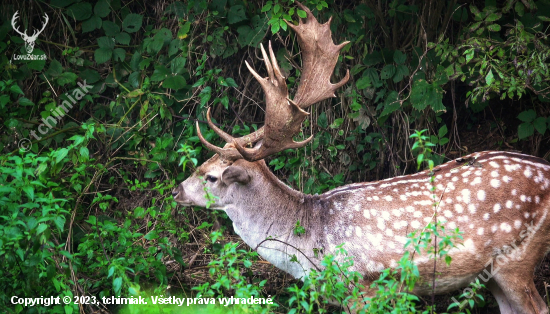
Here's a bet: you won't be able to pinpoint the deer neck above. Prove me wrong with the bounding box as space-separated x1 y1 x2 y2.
222 161 320 278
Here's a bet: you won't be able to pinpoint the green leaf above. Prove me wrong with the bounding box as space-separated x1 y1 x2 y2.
393 64 409 83
518 122 534 139
113 48 126 62
94 0 111 18
515 2 525 16
261 2 272 13
438 125 448 138
126 89 144 98
485 69 494 85
56 148 69 163
199 86 212 107
533 117 547 135
380 65 396 80
517 110 536 122
228 5 247 24
122 13 143 33
67 2 92 20
57 72 78 86
151 65 170 82
171 57 186 75
102 20 120 36
115 32 131 45
97 36 115 49
485 13 501 22
380 91 400 116
318 112 328 128
113 277 122 294
487 24 501 32
22 185 34 200
163 75 187 90
225 77 238 87
410 79 445 112
10 84 24 95
144 230 159 240
80 69 101 84
94 48 112 64
393 50 406 65
18 97 34 106
356 76 370 89
297 9 307 18
82 15 102 33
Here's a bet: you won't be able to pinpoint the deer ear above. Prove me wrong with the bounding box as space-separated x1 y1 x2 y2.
221 165 251 185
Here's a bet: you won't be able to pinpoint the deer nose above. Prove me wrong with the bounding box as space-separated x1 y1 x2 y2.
172 190 179 197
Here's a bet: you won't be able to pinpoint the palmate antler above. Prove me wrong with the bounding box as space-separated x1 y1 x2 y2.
198 1 349 161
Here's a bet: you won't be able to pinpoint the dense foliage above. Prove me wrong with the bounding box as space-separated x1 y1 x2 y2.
1 0 549 313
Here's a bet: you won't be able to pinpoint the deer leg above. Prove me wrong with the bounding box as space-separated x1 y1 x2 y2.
492 271 548 314
487 280 514 314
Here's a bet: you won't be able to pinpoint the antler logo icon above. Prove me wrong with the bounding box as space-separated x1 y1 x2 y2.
11 11 49 54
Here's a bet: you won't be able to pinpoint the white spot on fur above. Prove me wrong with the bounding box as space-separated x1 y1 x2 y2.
385 195 393 202
511 189 517 196
413 211 423 218
470 177 482 186
454 204 464 213
500 223 512 233
477 190 486 201
491 171 499 177
411 220 421 229
406 206 415 213
490 161 500 168
491 225 498 233
462 171 472 177
444 210 453 218
468 204 476 214
461 189 471 204
377 218 385 230
385 229 394 237
490 179 501 188
373 196 380 201
483 213 490 220
514 220 522 229
400 195 407 201
524 212 530 219
356 226 363 237
452 177 459 182
392 209 403 217
363 210 370 219
502 176 512 183
371 209 378 217
477 228 484 236
382 211 390 220
524 167 533 178
506 200 513 208
448 221 457 229
535 195 541 204
493 203 501 213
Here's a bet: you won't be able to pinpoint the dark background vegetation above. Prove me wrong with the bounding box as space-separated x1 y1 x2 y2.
1 0 550 313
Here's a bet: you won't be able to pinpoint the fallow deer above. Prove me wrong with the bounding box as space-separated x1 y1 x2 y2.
172 3 550 313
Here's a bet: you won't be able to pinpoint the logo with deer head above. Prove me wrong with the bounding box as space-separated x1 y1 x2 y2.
11 11 48 54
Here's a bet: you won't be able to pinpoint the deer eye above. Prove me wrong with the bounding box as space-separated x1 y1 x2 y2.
205 175 218 183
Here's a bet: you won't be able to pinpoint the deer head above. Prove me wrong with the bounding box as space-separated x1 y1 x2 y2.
173 3 550 314
11 11 49 54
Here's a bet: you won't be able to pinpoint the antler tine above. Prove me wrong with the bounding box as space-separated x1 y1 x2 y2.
11 11 27 37
196 121 242 160
205 108 235 143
